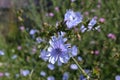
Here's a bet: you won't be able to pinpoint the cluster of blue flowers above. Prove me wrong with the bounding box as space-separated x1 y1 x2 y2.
64 9 100 32
38 9 101 80
40 9 100 65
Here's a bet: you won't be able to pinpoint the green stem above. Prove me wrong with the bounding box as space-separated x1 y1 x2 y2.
71 56 90 80
29 69 34 80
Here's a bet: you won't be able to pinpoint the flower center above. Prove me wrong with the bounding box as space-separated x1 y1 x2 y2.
55 48 62 54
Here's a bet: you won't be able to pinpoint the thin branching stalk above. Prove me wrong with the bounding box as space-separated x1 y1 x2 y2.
70 54 90 80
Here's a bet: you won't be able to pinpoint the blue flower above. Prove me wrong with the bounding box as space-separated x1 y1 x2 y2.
40 71 46 77
40 34 78 64
88 18 97 31
79 75 86 80
115 75 120 80
47 64 55 70
71 46 78 57
47 76 55 80
20 70 30 76
64 9 83 29
36 37 43 43
77 56 83 61
62 72 69 80
39 50 49 61
80 25 87 33
58 31 66 37
57 59 63 66
29 29 38 35
70 64 78 70
47 35 71 64
0 50 4 56
80 18 99 33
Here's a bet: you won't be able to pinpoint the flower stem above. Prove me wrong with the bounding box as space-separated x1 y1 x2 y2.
71 56 90 80
29 69 34 80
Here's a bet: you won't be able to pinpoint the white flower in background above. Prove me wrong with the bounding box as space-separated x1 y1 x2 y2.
11 55 18 59
64 9 83 29
15 74 20 78
94 25 101 31
4 72 10 77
